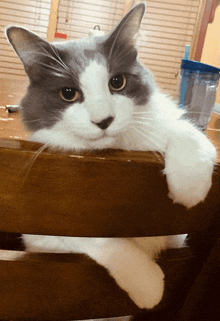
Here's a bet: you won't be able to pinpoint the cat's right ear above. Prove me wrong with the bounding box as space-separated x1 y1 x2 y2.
6 26 58 80
6 26 51 66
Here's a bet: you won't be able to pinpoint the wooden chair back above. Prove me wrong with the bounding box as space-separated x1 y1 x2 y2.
0 108 219 320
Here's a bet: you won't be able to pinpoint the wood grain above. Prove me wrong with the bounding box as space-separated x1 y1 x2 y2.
0 138 219 237
0 248 198 320
0 78 29 107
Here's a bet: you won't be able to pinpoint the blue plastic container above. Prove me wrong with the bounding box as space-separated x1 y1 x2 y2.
179 59 220 129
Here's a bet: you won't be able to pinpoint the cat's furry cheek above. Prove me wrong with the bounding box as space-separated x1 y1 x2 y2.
30 128 88 151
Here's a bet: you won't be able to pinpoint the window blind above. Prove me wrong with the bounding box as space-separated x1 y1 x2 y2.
0 0 51 80
0 0 203 94
56 0 125 41
134 0 202 97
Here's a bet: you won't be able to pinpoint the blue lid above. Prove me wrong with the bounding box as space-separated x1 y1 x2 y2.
181 59 220 74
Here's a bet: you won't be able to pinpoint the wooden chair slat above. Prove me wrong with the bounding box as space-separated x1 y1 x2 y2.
0 139 219 237
0 248 197 320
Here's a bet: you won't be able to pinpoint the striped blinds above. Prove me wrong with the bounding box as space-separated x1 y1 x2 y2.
0 0 203 96
0 0 51 80
134 0 202 97
56 0 125 40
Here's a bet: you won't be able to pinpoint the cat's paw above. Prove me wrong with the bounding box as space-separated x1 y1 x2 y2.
127 261 164 309
114 259 164 309
167 170 212 208
164 136 216 208
92 239 165 310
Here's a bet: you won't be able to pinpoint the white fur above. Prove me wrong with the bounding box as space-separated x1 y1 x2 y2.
27 60 216 309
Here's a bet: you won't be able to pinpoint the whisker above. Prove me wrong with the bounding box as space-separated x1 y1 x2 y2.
24 113 61 127
133 117 155 121
122 131 135 150
36 51 67 69
133 120 158 130
43 44 79 82
36 61 65 76
132 121 163 141
139 126 167 146
48 44 70 71
18 143 50 191
34 49 75 78
132 126 164 163
24 119 42 123
132 111 155 115
185 111 214 115
131 125 165 155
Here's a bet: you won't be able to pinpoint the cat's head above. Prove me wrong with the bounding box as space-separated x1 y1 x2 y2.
6 3 156 150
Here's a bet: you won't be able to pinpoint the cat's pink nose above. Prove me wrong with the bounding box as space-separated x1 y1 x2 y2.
92 116 114 130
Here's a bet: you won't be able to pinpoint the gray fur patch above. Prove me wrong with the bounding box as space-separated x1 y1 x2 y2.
99 37 152 106
118 63 154 106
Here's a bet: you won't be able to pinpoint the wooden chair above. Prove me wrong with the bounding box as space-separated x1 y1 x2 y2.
0 111 219 321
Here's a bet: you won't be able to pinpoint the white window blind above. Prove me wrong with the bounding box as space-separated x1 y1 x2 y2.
56 0 125 40
134 0 202 97
0 0 203 94
0 0 51 80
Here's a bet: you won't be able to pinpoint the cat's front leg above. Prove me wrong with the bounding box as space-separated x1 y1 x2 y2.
164 120 216 208
23 235 164 309
86 238 164 309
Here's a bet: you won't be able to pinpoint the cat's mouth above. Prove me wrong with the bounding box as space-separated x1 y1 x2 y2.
88 132 107 141
87 133 118 148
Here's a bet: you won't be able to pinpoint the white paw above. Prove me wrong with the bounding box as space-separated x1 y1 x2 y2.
114 260 164 309
164 137 216 209
127 262 164 309
94 239 165 310
166 165 213 208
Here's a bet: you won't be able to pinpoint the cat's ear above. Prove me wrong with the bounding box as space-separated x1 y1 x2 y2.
105 3 145 51
103 3 145 67
6 26 51 65
6 26 59 81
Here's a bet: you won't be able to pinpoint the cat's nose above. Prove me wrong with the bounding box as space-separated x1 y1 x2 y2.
92 116 114 130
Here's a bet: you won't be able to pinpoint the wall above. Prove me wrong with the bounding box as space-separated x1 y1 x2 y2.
201 5 220 103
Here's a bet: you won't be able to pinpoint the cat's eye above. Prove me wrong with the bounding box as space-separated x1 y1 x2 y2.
109 74 126 91
59 88 79 102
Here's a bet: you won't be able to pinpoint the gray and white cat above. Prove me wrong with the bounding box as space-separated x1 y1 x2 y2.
6 4 216 309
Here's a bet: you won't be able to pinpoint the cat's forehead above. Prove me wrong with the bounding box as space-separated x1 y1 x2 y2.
54 36 107 75
53 35 137 79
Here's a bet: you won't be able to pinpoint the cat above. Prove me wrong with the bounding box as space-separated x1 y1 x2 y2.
6 3 216 310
